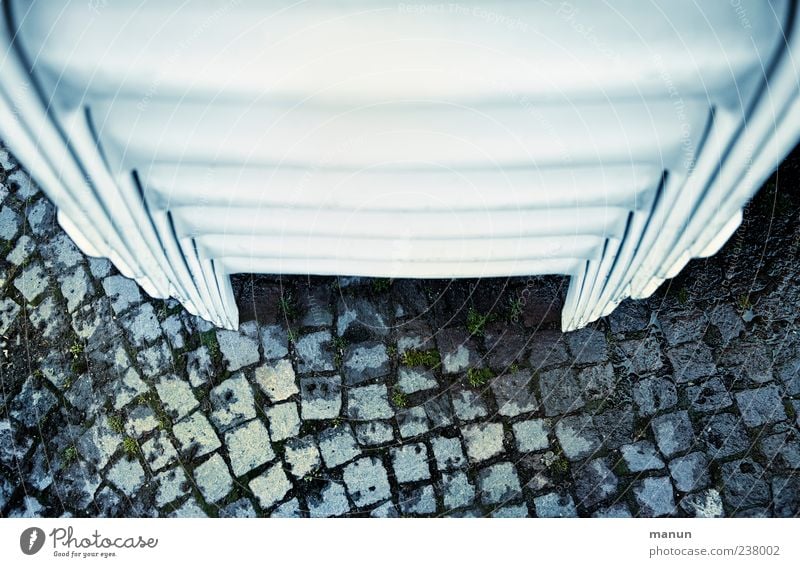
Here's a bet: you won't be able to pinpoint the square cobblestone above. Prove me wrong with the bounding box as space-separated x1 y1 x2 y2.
490 371 539 417
620 441 665 472
76 415 122 470
633 476 676 517
567 328 608 364
347 384 393 421
668 452 710 492
154 467 188 507
680 489 725 518
534 492 577 518
194 453 233 503
709 303 744 345
528 331 570 369
391 443 431 483
632 376 677 416
136 340 173 377
436 328 480 374
124 406 159 437
651 410 695 458
721 459 771 509
173 412 221 459
394 485 434 515
186 347 212 388
217 321 260 372
155 375 199 422
397 406 430 438
577 362 617 402
307 481 350 518
337 296 391 339
120 303 162 347
298 284 333 327
343 456 391 507
210 374 257 431
687 377 733 413
141 430 179 472
484 326 528 370
270 499 301 518
102 275 141 315
396 367 437 394
299 375 342 420
441 471 475 510
266 402 301 441
593 503 633 518
512 419 551 453
539 368 584 416
354 421 394 446
343 342 391 385
719 342 773 384
260 325 289 360
430 436 467 471
295 330 335 374
574 458 618 508
735 385 787 427
107 458 146 497
451 388 488 421
661 311 709 346
170 500 207 518
423 395 454 429
554 415 602 460
759 430 800 469
667 343 716 383
254 359 298 403
224 419 275 476
477 461 521 506
318 425 360 468
284 435 321 478
619 336 663 375
700 413 751 459
221 498 257 518
249 462 292 510
461 422 505 462
772 476 800 517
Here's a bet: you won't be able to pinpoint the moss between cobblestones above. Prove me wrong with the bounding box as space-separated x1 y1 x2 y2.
548 454 570 481
277 291 298 320
736 293 753 311
371 278 391 293
107 415 124 434
67 339 86 375
61 446 78 466
157 300 183 319
466 306 491 336
199 330 221 362
508 296 524 322
122 436 138 459
400 348 440 368
466 367 494 388
391 389 408 409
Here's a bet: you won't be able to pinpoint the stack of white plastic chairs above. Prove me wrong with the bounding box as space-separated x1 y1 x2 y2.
1 1 798 330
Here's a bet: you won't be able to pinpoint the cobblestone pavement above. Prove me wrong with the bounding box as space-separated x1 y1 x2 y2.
1 142 799 518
